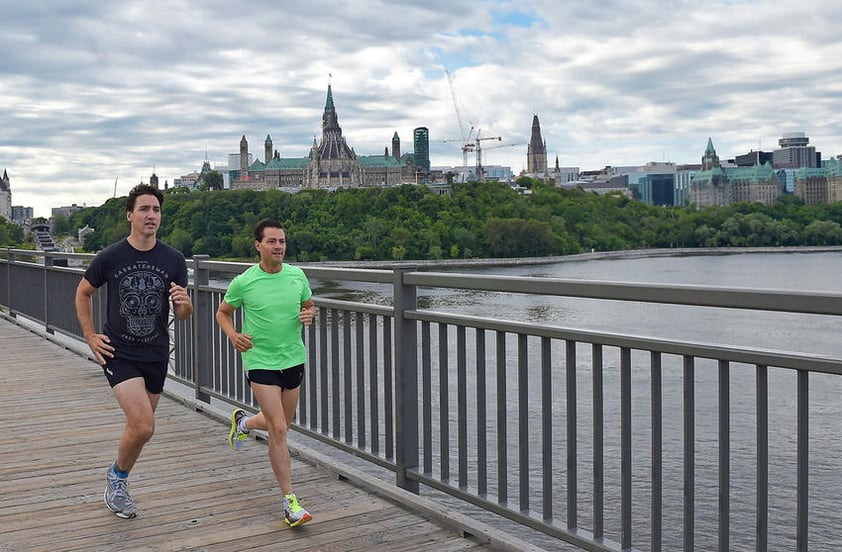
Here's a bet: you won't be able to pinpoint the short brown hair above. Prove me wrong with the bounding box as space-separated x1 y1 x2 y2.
126 184 164 213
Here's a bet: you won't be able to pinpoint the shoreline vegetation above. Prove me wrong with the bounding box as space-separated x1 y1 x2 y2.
302 245 842 270
51 180 842 264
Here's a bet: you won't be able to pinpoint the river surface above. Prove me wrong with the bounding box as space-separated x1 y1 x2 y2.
311 250 842 551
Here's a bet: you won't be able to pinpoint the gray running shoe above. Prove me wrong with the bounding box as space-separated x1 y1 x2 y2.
105 467 138 519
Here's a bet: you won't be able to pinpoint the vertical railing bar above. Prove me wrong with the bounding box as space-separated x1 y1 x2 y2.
356 312 366 449
566 339 577 528
301 321 315 426
340 311 350 441
368 313 379 455
457 325 468 488
756 364 768 552
476 328 488 496
319 309 329 434
518 333 530 512
543 336 554 521
796 369 809 552
718 359 730 552
496 331 508 504
316 306 327 431
383 316 394 461
651 352 663 552
592 343 604 540
439 323 450 480
684 355 696 552
330 310 341 439
621 347 632 550
422 321 432 474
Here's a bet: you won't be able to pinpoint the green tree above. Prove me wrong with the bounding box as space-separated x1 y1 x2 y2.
52 214 71 236
199 170 224 191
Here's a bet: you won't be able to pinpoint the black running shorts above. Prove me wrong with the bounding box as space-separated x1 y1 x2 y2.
246 364 305 390
102 357 168 394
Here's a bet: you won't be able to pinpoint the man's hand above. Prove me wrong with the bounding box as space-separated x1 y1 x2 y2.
170 282 193 319
85 333 114 365
229 332 254 353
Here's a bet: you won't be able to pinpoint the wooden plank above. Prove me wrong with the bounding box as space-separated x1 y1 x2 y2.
0 319 498 551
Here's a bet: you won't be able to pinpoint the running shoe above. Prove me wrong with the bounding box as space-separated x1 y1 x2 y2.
228 408 249 450
283 494 312 527
104 465 138 519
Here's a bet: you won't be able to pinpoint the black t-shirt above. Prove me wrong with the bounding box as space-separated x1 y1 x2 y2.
83 239 188 362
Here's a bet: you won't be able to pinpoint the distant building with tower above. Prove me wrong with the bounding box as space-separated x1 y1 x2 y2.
0 169 11 222
526 115 548 176
231 85 411 191
691 138 780 207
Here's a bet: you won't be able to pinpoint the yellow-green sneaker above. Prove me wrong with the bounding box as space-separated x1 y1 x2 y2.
228 408 249 450
283 494 312 527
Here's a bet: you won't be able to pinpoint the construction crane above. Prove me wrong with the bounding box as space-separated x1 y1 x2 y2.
473 131 502 182
445 70 476 182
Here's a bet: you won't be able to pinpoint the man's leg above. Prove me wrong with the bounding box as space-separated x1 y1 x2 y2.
104 377 158 518
250 383 295 494
112 377 160 472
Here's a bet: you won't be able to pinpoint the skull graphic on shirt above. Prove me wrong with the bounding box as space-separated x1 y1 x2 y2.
119 271 164 337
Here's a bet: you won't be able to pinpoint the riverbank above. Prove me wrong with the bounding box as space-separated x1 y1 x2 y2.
302 245 842 270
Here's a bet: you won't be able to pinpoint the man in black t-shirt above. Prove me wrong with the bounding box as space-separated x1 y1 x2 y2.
75 184 193 519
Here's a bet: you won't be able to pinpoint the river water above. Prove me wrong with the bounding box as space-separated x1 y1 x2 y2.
313 250 842 551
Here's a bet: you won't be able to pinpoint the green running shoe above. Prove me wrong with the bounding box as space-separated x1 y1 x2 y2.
283 494 312 527
228 408 249 450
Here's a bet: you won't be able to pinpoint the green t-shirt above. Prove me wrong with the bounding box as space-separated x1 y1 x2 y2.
223 263 313 371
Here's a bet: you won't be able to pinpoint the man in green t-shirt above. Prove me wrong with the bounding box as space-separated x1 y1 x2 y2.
215 218 316 528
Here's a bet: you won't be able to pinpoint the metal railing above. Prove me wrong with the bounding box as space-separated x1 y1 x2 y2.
3 247 842 551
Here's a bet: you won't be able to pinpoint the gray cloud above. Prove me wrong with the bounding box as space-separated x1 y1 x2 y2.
2 0 842 216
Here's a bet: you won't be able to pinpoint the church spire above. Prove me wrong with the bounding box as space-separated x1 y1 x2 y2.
527 114 548 175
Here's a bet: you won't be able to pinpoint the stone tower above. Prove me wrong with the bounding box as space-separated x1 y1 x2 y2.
239 135 249 179
527 115 548 175
0 169 10 222
392 131 401 160
306 84 360 188
265 134 273 165
701 137 720 170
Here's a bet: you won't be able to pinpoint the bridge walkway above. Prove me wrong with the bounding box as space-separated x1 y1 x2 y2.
0 319 526 552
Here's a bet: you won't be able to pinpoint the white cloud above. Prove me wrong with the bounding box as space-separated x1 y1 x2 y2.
2 0 842 217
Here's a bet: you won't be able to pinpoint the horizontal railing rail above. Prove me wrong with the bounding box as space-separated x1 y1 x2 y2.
3 246 840 552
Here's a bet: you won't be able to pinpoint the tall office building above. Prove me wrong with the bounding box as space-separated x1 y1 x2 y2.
773 132 819 169
413 127 430 180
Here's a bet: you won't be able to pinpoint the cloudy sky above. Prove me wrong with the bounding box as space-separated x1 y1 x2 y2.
2 0 842 218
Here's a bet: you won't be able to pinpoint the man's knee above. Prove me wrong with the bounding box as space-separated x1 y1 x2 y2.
127 418 155 443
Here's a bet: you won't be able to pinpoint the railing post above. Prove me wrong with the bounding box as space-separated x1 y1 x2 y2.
5 248 14 317
393 266 419 493
43 253 54 333
192 255 211 403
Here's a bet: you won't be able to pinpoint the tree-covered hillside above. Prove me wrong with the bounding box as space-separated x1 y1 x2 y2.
69 179 842 261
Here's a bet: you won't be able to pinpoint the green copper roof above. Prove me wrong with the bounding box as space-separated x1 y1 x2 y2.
249 159 266 171
796 166 827 178
693 166 726 180
725 161 775 181
358 155 402 167
325 84 335 112
265 157 309 169
705 137 716 155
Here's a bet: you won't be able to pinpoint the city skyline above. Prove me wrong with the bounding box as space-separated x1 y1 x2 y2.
3 1 842 217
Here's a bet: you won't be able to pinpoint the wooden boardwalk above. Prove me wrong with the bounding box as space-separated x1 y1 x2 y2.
0 318 537 552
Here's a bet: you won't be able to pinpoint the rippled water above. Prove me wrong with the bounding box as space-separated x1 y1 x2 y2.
313 251 842 551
